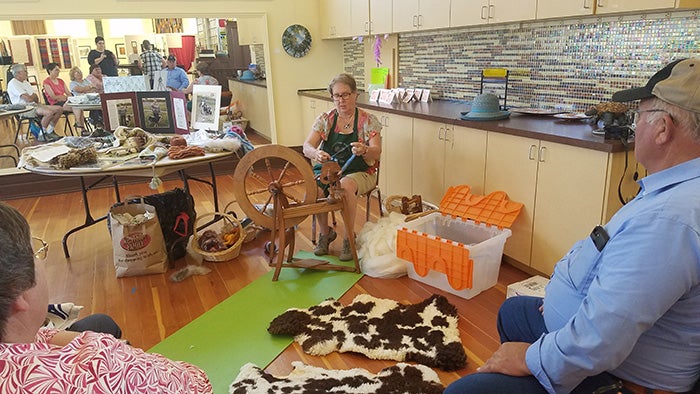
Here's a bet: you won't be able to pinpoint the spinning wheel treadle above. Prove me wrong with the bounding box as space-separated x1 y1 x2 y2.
232 144 360 281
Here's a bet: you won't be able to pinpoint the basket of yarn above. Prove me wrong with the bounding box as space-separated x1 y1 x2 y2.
192 212 243 262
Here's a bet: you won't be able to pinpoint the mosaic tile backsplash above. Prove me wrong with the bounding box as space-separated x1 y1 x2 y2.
344 9 699 112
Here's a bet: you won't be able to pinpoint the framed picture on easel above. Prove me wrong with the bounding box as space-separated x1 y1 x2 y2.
100 92 141 131
191 84 221 131
136 91 173 133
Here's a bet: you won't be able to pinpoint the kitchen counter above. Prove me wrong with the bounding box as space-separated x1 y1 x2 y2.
298 89 631 153
231 78 267 88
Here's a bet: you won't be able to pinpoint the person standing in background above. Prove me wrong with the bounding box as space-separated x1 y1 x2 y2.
139 40 165 89
87 36 119 77
165 55 189 91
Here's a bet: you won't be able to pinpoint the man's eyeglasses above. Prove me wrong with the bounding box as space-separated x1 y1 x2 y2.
332 92 354 101
633 109 673 125
31 236 48 260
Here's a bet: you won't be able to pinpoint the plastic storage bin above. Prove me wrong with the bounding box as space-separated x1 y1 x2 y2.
396 185 522 299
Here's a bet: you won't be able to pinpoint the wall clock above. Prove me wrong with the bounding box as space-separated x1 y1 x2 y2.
282 24 312 58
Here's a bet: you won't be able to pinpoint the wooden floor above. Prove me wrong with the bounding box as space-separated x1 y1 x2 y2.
4 167 529 388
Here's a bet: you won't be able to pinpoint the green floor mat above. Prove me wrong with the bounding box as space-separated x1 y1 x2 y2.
149 251 363 393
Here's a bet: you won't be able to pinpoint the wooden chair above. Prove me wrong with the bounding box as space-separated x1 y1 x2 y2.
311 163 383 245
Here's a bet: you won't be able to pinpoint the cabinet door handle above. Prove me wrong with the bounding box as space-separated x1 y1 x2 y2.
538 146 547 162
382 115 389 127
597 0 604 7
365 21 370 33
481 5 488 20
413 15 418 27
438 126 445 141
528 144 537 160
445 126 454 148
583 0 591 9
310 100 316 110
418 14 423 28
489 5 495 19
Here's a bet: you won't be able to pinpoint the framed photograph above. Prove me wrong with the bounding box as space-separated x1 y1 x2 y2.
115 43 127 59
191 84 221 131
100 92 141 131
136 91 173 133
78 45 91 59
170 91 189 134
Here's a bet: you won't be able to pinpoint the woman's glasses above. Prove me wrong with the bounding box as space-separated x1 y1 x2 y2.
332 92 354 101
31 236 48 260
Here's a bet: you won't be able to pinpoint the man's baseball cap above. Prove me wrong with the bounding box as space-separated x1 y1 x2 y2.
612 58 700 113
167 55 176 61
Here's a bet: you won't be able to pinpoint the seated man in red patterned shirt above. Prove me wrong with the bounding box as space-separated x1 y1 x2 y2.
0 202 212 394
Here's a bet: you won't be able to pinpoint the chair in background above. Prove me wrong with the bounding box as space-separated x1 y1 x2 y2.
42 88 74 136
480 68 509 110
0 144 19 166
3 90 43 144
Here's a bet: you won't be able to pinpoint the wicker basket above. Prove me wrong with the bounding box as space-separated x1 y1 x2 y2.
192 212 244 262
384 195 439 215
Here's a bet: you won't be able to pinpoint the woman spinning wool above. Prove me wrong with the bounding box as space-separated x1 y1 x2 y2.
303 73 382 261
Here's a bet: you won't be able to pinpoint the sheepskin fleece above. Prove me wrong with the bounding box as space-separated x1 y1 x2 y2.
229 361 444 394
357 212 408 278
267 294 466 371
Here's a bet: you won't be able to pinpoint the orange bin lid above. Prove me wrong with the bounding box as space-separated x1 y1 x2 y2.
438 185 523 229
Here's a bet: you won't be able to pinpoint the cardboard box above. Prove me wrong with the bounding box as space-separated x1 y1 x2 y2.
397 185 523 299
506 275 550 298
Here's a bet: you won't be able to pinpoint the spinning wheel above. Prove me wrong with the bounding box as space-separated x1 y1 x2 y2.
232 144 360 280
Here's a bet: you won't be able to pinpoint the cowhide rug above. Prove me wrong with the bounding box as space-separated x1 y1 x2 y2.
229 361 444 394
267 294 466 371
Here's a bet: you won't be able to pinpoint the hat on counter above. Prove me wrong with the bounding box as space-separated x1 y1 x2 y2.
461 93 510 121
612 58 700 113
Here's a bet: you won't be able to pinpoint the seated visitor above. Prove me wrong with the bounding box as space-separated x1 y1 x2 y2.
85 64 104 94
444 58 700 394
69 66 102 130
6 64 63 142
184 62 219 112
302 73 382 261
0 202 212 393
42 62 86 133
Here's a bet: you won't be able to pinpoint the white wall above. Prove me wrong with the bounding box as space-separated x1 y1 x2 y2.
0 0 344 146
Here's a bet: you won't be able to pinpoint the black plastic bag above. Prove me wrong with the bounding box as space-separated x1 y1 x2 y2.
138 188 196 261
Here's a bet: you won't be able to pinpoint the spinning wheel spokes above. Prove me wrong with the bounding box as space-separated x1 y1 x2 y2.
232 145 318 229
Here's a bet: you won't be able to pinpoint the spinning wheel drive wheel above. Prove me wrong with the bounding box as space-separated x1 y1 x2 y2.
232 145 318 230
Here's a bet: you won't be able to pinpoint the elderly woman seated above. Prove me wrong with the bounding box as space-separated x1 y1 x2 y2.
42 62 87 134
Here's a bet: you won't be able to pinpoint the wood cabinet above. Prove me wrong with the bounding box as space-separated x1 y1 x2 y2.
392 0 451 33
366 109 414 198
594 0 676 14
236 16 264 45
536 0 594 19
229 80 271 139
350 0 370 36
299 96 333 139
451 0 537 27
484 132 614 274
412 119 487 205
321 0 352 38
369 0 393 35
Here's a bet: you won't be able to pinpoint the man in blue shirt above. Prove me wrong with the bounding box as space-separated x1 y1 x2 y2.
165 55 189 92
445 58 700 394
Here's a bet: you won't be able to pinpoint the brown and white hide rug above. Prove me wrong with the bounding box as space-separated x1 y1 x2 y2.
229 361 444 394
267 294 467 371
